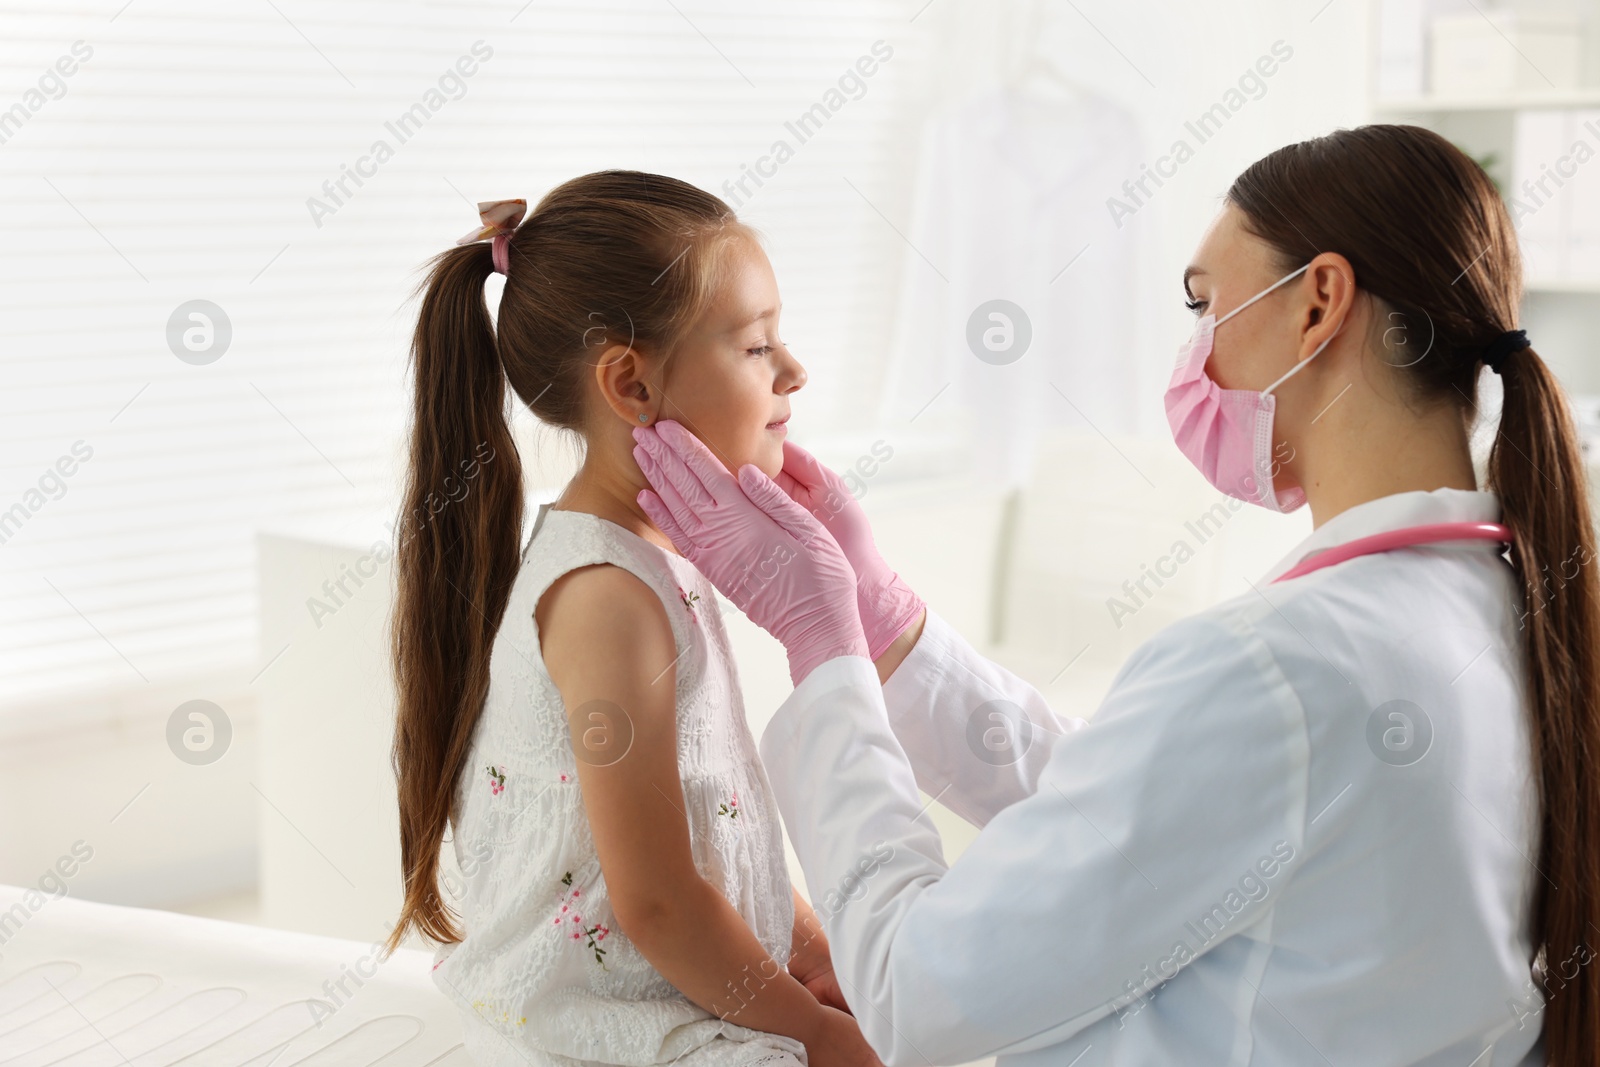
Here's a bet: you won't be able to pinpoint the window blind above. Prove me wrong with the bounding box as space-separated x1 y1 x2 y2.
0 0 933 711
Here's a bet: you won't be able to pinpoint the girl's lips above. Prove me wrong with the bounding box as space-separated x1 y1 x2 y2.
765 416 789 433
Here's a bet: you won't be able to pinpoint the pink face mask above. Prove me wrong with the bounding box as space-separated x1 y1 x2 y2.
1164 263 1339 513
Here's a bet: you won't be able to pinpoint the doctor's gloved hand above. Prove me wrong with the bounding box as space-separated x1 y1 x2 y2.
632 421 870 687
774 440 925 659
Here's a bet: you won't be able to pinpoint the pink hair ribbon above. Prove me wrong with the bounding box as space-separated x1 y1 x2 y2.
455 198 526 275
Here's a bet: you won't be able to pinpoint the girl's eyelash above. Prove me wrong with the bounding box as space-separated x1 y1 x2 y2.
1184 298 1206 314
748 345 773 356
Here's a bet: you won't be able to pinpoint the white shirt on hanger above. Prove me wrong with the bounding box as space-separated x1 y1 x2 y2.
880 86 1145 490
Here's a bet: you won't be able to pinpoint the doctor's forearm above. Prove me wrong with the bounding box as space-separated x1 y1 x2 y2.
873 608 926 684
875 608 1082 828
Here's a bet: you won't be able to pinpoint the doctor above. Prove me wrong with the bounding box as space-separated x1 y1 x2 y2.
633 124 1600 1064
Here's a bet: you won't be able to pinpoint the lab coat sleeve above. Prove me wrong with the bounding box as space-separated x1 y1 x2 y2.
759 612 1309 1065
880 608 1088 828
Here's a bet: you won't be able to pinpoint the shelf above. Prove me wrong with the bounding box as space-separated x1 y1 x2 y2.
1526 279 1600 296
1374 88 1600 113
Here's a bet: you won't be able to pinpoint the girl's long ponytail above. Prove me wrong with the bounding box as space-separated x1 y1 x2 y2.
385 240 524 953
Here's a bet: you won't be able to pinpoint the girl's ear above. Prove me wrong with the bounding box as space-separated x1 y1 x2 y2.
593 341 660 426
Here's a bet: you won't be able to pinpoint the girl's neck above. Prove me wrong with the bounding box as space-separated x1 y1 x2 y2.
551 441 680 556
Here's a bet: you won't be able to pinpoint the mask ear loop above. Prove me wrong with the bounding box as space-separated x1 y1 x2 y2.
1260 259 1350 396
1262 312 1347 396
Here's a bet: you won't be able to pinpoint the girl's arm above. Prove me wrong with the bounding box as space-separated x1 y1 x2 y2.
537 564 865 1053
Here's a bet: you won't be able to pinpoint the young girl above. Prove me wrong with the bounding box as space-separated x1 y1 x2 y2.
383 172 879 1067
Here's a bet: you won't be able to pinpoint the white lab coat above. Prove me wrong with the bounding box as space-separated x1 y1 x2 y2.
760 488 1542 1065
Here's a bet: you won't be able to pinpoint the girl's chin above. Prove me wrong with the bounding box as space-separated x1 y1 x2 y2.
737 441 784 481
749 453 783 481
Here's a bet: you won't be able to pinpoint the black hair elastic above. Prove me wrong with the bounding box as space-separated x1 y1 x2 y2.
1481 329 1530 375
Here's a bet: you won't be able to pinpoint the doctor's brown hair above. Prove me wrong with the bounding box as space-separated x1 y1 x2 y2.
382 171 749 955
1230 124 1600 1058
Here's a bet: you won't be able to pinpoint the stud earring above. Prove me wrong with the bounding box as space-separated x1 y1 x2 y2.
638 413 649 423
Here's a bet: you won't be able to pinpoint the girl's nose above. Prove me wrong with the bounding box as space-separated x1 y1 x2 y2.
777 346 806 394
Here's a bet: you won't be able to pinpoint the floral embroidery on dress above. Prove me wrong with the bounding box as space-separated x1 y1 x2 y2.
469 998 527 1028
486 765 506 795
718 789 740 819
553 872 610 968
678 585 700 621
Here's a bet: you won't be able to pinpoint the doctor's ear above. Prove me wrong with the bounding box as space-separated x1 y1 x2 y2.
593 341 664 427
1301 253 1357 355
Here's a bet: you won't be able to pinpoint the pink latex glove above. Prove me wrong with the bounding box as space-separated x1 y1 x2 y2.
774 440 925 659
632 421 870 686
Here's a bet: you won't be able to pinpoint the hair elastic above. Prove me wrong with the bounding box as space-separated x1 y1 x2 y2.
454 198 526 277
1481 329 1530 375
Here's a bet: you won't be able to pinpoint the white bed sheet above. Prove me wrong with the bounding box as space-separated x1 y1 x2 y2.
0 885 469 1066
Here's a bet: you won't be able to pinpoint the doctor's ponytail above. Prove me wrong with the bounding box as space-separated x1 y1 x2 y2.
1229 124 1600 1060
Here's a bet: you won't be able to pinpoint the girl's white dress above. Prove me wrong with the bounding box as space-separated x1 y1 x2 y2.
432 502 805 1067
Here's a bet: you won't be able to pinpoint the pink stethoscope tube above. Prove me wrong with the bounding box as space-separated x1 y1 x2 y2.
1271 522 1514 583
